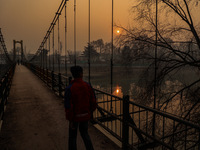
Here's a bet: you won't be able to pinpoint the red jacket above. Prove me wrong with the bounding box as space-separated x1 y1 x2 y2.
64 78 97 122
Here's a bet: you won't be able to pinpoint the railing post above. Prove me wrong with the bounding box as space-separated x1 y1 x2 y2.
45 69 47 82
37 66 39 76
58 73 62 97
69 77 72 85
39 66 41 78
46 69 49 85
33 65 35 74
7 70 11 98
40 67 42 78
5 73 8 104
0 80 3 121
36 65 38 76
51 71 54 91
40 67 43 80
32 64 35 74
122 95 129 150
43 68 45 81
198 131 200 150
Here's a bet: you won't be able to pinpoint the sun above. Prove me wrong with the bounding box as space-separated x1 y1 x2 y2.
116 30 120 34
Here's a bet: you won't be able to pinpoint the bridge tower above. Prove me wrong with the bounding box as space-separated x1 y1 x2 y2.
13 40 24 63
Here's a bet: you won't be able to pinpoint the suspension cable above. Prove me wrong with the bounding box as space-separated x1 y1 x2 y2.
110 0 114 112
43 47 44 68
88 0 91 83
49 33 51 70
29 0 66 63
65 2 67 76
153 0 158 137
58 15 60 73
74 0 77 66
0 28 12 63
53 26 55 71
154 0 158 110
42 45 44 68
46 41 47 69
40 49 42 67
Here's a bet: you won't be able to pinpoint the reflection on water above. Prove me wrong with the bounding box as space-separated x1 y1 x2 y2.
94 77 199 116
59 64 199 148
112 86 123 97
61 64 200 114
94 78 200 148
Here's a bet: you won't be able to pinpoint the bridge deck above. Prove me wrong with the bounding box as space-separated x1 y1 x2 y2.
0 65 120 150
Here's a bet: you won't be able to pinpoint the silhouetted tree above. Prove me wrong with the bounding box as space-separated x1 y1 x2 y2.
121 46 134 65
82 44 100 63
117 2 200 145
91 39 104 54
119 0 200 111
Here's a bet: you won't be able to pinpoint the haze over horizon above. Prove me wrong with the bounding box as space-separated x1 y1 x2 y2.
0 0 133 55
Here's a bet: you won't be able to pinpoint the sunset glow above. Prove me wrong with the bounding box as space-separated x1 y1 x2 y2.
0 0 131 53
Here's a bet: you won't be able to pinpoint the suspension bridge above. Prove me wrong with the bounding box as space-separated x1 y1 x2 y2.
1 0 200 149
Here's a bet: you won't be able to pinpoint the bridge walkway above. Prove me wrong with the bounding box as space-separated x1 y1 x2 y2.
0 65 120 150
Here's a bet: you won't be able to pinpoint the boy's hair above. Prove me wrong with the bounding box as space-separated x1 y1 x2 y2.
70 66 83 78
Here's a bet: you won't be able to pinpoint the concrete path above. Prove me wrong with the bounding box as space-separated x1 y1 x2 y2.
0 65 120 150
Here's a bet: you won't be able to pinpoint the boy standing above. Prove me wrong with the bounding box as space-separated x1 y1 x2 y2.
64 66 97 150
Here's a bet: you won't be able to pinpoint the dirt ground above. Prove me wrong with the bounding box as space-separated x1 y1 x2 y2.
0 65 121 150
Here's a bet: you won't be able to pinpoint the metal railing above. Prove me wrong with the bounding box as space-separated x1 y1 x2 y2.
25 63 200 150
93 89 200 150
26 63 69 97
0 64 15 128
0 28 14 79
0 28 12 63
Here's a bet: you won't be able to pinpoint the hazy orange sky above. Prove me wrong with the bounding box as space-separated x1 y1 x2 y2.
0 0 134 55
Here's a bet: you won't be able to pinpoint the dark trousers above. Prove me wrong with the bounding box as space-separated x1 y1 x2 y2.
68 121 94 150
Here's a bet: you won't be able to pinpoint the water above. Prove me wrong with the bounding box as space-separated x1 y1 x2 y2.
59 63 200 103
56 63 200 148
